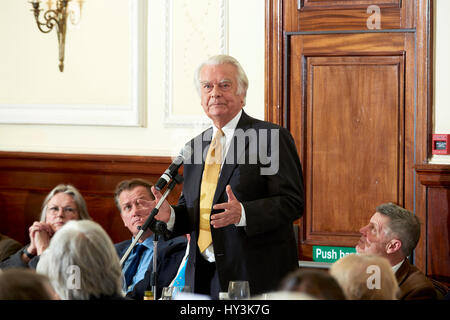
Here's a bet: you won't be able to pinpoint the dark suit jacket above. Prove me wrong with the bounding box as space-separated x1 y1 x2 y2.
0 234 22 262
115 235 187 300
171 111 305 295
0 244 40 270
396 259 438 300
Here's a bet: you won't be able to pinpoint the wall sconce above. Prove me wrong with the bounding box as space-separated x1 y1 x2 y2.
30 0 83 72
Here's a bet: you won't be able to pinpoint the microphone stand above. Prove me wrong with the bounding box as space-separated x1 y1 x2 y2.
119 173 184 299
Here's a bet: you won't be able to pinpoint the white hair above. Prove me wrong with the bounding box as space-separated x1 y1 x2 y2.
39 184 91 222
194 54 249 104
37 220 123 300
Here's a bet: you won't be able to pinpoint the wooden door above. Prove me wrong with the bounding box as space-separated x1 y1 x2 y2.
266 0 431 265
290 35 413 256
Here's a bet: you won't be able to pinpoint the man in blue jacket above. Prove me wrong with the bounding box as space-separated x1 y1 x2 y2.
114 178 187 300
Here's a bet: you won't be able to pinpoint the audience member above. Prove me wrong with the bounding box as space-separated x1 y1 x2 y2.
0 233 22 261
0 268 56 300
330 253 399 300
0 184 91 269
37 220 125 300
114 178 187 300
279 268 346 300
356 202 447 299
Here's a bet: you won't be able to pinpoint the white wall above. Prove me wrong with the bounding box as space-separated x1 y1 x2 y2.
0 0 448 163
431 0 450 164
0 0 265 158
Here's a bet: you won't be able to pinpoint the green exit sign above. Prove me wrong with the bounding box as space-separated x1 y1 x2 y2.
312 246 356 263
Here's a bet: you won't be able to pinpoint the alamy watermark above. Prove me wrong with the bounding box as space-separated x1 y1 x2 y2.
366 264 381 290
367 5 381 30
66 264 81 290
183 128 280 176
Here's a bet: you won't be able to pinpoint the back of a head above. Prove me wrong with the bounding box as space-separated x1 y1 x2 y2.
37 220 123 300
0 268 55 300
280 268 346 300
376 202 420 257
330 254 399 300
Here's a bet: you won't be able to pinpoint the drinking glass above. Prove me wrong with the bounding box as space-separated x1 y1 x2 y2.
227 281 250 300
161 287 174 300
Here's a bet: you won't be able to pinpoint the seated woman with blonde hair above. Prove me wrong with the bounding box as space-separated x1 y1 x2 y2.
0 184 91 269
329 253 399 300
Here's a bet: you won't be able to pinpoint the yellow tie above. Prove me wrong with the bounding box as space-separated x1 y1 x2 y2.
198 129 224 253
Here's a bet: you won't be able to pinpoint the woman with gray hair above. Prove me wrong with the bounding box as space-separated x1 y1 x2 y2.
37 220 125 300
0 184 91 269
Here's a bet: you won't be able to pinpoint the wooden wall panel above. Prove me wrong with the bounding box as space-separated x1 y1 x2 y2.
302 0 401 9
0 152 182 245
284 0 414 32
288 32 413 256
304 56 404 245
416 164 450 285
266 0 434 271
427 187 450 284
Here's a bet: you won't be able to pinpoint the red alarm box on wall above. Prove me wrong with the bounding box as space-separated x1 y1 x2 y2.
432 134 450 155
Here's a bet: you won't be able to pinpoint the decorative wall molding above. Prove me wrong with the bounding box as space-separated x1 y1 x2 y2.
415 164 450 186
163 0 229 128
0 0 147 127
301 0 401 10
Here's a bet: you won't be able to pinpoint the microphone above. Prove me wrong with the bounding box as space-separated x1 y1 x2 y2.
155 145 191 191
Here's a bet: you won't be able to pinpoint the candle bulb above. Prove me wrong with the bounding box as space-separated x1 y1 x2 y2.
30 0 40 10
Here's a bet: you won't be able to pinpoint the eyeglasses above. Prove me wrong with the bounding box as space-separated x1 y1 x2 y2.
46 206 78 216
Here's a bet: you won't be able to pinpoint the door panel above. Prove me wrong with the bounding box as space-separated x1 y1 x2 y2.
307 56 404 244
288 33 413 258
266 0 432 272
283 0 414 32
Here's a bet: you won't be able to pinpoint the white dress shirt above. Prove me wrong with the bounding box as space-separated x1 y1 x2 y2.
391 259 404 274
167 110 247 262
